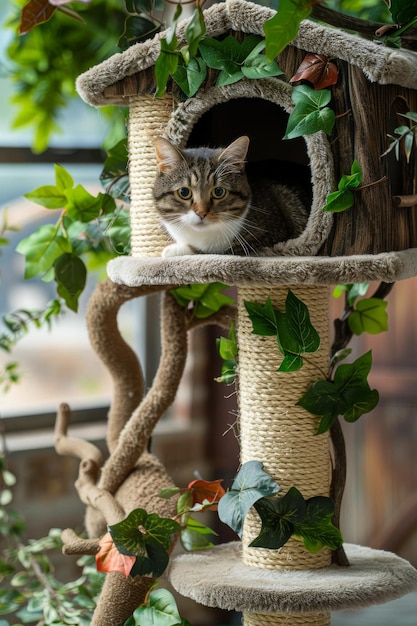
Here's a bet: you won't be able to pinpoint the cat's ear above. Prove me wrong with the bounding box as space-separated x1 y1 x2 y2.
154 137 185 173
217 136 249 172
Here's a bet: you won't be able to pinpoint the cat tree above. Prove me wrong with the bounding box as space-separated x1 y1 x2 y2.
55 1 417 624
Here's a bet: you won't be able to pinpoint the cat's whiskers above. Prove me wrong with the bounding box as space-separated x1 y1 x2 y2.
220 215 259 256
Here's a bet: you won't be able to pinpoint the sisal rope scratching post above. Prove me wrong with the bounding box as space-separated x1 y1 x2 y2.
129 95 173 257
237 284 331 625
243 612 330 625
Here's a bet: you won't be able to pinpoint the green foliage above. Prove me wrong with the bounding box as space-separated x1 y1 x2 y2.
118 0 163 50
16 163 129 312
263 0 312 60
298 351 379 434
170 283 234 319
218 461 280 538
348 298 388 335
252 488 342 553
198 35 283 87
215 323 238 384
333 283 389 335
244 291 320 372
322 160 363 212
0 299 62 358
382 112 417 163
100 138 130 202
109 509 180 578
180 517 217 551
125 588 191 626
333 282 369 306
154 15 283 99
218 462 342 553
284 85 336 140
386 0 417 25
0 458 103 623
5 0 126 152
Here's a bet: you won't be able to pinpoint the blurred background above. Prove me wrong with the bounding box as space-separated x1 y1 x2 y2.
1 0 417 624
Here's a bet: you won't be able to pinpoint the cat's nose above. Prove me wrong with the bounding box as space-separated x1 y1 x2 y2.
195 207 208 220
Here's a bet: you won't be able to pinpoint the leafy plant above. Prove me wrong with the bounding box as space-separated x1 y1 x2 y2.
333 282 389 336
125 588 191 626
0 457 104 624
170 283 234 319
298 350 379 434
244 291 320 372
215 323 238 384
15 163 130 312
322 160 363 212
154 13 284 99
218 461 342 553
106 509 180 578
5 0 127 152
382 111 417 162
263 0 315 60
284 85 336 140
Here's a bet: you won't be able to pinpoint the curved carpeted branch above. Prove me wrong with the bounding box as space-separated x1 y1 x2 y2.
86 279 167 452
98 290 188 494
55 402 104 467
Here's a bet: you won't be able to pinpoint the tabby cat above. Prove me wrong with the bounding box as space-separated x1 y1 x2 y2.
153 136 309 257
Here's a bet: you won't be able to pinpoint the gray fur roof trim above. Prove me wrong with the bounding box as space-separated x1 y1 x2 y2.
76 0 417 108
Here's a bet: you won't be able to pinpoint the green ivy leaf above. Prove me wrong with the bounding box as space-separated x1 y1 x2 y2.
16 224 71 279
64 186 113 223
218 460 280 538
263 0 312 60
118 16 160 50
180 517 216 551
129 588 191 626
100 139 130 202
171 283 234 318
244 297 278 336
184 5 206 60
284 85 336 140
155 10 180 98
250 487 306 549
109 509 179 578
54 163 74 191
293 496 343 553
321 189 354 213
322 161 362 213
172 56 207 97
24 185 67 209
333 283 369 307
275 290 320 372
215 323 238 384
54 253 87 313
338 160 362 190
348 298 388 335
298 351 379 434
280 290 320 354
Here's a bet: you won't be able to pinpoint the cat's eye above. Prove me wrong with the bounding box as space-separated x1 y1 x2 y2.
211 187 227 199
177 187 192 200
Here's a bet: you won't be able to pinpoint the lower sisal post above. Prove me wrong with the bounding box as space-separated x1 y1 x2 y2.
237 285 332 625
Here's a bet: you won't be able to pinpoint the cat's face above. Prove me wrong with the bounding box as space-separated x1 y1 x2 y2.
153 136 251 254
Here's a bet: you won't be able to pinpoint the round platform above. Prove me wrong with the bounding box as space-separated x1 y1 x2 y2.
107 249 417 288
167 542 417 615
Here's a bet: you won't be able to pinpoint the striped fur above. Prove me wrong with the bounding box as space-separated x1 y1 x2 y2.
153 136 309 257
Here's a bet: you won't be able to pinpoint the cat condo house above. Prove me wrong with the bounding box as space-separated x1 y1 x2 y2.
56 1 417 625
